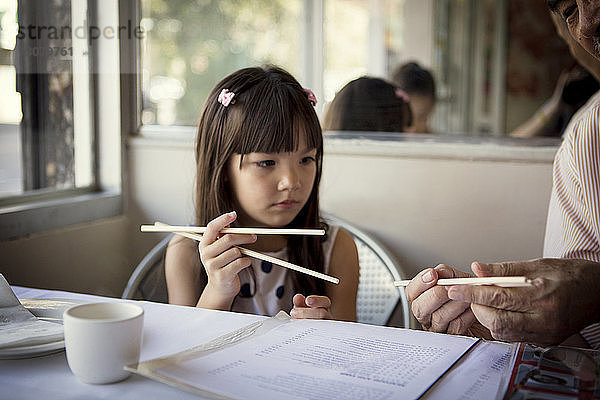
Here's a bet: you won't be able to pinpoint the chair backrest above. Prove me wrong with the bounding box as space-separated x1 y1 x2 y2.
322 213 411 328
121 234 171 303
123 218 411 329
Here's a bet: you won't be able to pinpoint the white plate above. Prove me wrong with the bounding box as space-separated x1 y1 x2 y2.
19 298 89 323
0 298 88 360
0 340 66 359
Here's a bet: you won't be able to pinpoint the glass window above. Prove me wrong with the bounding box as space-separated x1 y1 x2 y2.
140 0 302 126
433 0 579 136
140 0 406 127
0 0 22 196
0 0 94 200
323 0 404 103
139 0 564 138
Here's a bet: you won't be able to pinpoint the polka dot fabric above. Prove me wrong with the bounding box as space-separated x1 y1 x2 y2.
230 225 339 316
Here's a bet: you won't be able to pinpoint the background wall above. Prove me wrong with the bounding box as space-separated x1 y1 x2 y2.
0 217 131 296
320 136 555 277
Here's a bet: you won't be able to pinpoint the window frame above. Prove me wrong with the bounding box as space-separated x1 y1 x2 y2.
0 0 127 240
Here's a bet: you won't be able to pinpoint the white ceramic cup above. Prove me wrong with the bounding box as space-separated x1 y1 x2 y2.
63 302 144 384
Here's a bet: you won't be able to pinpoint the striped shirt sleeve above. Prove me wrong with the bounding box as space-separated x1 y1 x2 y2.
569 107 600 260
543 96 600 349
573 115 600 349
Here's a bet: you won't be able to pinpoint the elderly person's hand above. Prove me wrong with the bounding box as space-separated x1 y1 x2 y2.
405 264 491 337
447 258 600 347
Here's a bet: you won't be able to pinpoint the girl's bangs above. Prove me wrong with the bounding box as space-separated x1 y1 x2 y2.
229 86 322 155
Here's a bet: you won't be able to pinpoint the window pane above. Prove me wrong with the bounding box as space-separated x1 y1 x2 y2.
0 0 94 199
0 0 22 196
433 0 578 136
324 0 405 103
141 0 302 126
324 0 369 103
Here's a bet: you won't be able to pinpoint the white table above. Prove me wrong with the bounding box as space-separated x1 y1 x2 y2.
2 287 514 400
3 286 266 400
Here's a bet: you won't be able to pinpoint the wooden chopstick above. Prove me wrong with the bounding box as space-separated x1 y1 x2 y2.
159 230 339 285
393 276 533 288
141 224 325 236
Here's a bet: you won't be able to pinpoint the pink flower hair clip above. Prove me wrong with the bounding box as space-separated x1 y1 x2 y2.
218 88 235 107
303 88 317 107
395 88 410 103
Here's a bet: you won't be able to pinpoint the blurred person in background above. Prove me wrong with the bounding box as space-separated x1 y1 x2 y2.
322 76 412 133
391 61 436 134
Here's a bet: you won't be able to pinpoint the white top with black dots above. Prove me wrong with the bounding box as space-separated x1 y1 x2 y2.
230 225 339 317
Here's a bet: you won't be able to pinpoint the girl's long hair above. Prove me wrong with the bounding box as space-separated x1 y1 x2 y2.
195 65 325 295
323 76 413 132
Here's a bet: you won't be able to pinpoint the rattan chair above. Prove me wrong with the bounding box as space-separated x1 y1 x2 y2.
121 234 171 303
123 216 411 328
320 213 410 328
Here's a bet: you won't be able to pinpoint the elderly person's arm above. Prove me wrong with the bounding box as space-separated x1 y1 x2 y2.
447 258 600 347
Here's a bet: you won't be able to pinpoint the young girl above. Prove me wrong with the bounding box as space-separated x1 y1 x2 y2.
165 65 359 321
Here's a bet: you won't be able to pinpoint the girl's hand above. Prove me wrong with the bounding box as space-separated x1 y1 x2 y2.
290 294 333 320
197 211 257 310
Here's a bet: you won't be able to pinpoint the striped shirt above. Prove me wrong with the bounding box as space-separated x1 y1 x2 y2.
543 91 600 349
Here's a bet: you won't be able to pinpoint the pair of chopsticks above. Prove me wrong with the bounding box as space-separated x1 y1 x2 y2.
141 223 339 284
393 276 533 288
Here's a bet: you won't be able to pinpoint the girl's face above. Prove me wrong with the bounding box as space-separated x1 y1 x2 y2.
226 134 318 228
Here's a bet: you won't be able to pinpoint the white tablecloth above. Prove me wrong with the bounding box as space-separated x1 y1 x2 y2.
3 287 513 400
3 286 265 400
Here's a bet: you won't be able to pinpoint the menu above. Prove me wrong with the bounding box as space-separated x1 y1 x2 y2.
128 311 481 400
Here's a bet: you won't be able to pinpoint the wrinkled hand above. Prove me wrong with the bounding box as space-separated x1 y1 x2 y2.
406 265 490 337
290 294 333 320
447 258 600 346
197 211 257 310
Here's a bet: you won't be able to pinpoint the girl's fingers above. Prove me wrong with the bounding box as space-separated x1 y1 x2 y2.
203 248 252 279
291 295 332 319
199 233 257 263
200 211 237 248
221 256 253 277
305 295 331 309
291 307 331 320
293 293 307 307
292 294 332 309
203 247 244 273
205 233 257 257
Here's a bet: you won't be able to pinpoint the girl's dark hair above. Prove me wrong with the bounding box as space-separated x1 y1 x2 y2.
391 61 436 101
195 65 325 295
323 76 413 132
